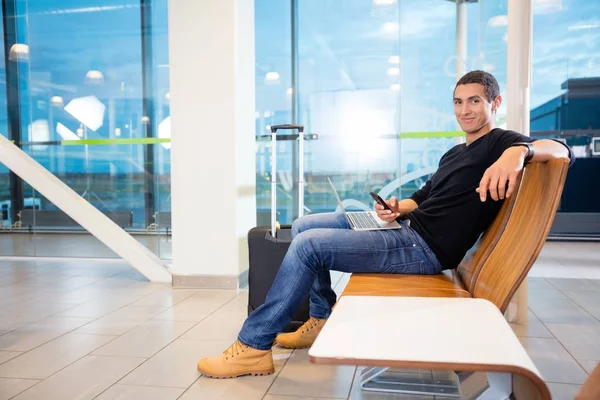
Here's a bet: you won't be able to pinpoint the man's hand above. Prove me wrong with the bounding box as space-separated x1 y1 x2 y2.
476 146 527 201
374 196 401 222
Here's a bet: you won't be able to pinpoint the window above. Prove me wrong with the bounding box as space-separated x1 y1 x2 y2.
256 0 497 223
0 0 171 257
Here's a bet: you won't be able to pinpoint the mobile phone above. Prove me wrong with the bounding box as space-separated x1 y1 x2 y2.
370 192 392 211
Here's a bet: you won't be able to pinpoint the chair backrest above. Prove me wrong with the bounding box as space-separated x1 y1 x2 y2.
456 174 521 293
471 158 570 312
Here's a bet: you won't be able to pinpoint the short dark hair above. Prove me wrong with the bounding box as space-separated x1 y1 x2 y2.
455 70 500 102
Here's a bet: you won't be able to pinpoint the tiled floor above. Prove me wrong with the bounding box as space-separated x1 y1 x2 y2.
0 241 598 399
0 233 172 260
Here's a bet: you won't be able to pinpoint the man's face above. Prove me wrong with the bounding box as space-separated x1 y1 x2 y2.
453 83 500 134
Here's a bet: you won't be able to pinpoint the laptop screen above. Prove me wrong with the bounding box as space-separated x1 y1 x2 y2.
327 177 346 213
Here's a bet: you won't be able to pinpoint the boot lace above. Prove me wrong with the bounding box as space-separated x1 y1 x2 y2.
300 317 322 334
223 341 247 360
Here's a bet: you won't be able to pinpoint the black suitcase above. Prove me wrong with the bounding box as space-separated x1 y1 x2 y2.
247 124 310 332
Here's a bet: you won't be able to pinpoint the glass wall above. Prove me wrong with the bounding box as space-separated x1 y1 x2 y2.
255 0 600 238
0 0 172 258
530 0 600 237
256 0 501 224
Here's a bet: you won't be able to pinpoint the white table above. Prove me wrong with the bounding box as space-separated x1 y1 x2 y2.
308 296 549 400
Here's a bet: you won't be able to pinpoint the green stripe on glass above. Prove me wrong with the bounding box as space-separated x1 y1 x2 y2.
400 131 464 138
61 138 172 146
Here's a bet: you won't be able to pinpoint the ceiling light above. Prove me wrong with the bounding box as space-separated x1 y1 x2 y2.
387 67 400 76
9 43 29 62
373 0 396 5
388 55 400 64
381 22 400 35
85 70 104 84
488 15 508 27
264 71 280 85
533 0 562 14
50 96 64 106
390 84 401 91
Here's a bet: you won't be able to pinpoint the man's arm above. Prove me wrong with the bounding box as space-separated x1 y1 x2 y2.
375 179 431 222
477 139 572 202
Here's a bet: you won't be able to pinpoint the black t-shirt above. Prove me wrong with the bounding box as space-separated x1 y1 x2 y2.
406 128 573 270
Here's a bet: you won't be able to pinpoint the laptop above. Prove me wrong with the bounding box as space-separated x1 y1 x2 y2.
327 177 402 231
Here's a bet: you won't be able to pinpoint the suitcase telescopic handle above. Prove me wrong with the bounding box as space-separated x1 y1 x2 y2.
270 124 305 238
271 124 304 133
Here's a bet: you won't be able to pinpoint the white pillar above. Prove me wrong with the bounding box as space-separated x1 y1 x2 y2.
506 0 533 324
169 0 256 288
456 0 468 80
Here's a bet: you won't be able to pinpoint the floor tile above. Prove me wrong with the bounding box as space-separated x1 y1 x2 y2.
73 306 167 336
528 295 599 325
510 310 553 338
181 308 246 343
120 338 230 388
95 384 185 400
578 359 599 374
129 288 199 308
268 349 355 398
518 337 588 384
153 297 234 322
55 294 143 319
563 290 600 320
546 323 600 360
546 278 600 291
0 351 22 364
178 365 282 400
0 378 40 400
190 289 240 299
11 355 143 400
264 396 343 400
0 302 78 331
527 277 555 290
218 293 249 312
92 320 195 358
0 316 93 351
0 333 116 379
546 382 582 400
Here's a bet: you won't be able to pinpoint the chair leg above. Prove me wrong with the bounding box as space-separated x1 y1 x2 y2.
360 367 461 397
457 371 513 400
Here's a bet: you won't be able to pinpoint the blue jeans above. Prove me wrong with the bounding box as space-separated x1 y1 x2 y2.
238 212 443 350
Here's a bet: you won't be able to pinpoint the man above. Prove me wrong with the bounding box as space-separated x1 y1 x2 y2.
196 70 574 379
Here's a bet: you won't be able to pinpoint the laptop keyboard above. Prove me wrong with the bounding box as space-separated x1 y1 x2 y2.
348 212 381 229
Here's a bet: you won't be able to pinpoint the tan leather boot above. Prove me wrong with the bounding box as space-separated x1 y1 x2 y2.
197 340 274 379
275 317 327 349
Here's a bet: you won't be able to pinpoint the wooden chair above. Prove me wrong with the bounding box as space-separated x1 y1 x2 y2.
312 158 571 400
340 168 521 301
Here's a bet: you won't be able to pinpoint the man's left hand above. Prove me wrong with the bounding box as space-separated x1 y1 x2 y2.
476 146 527 201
